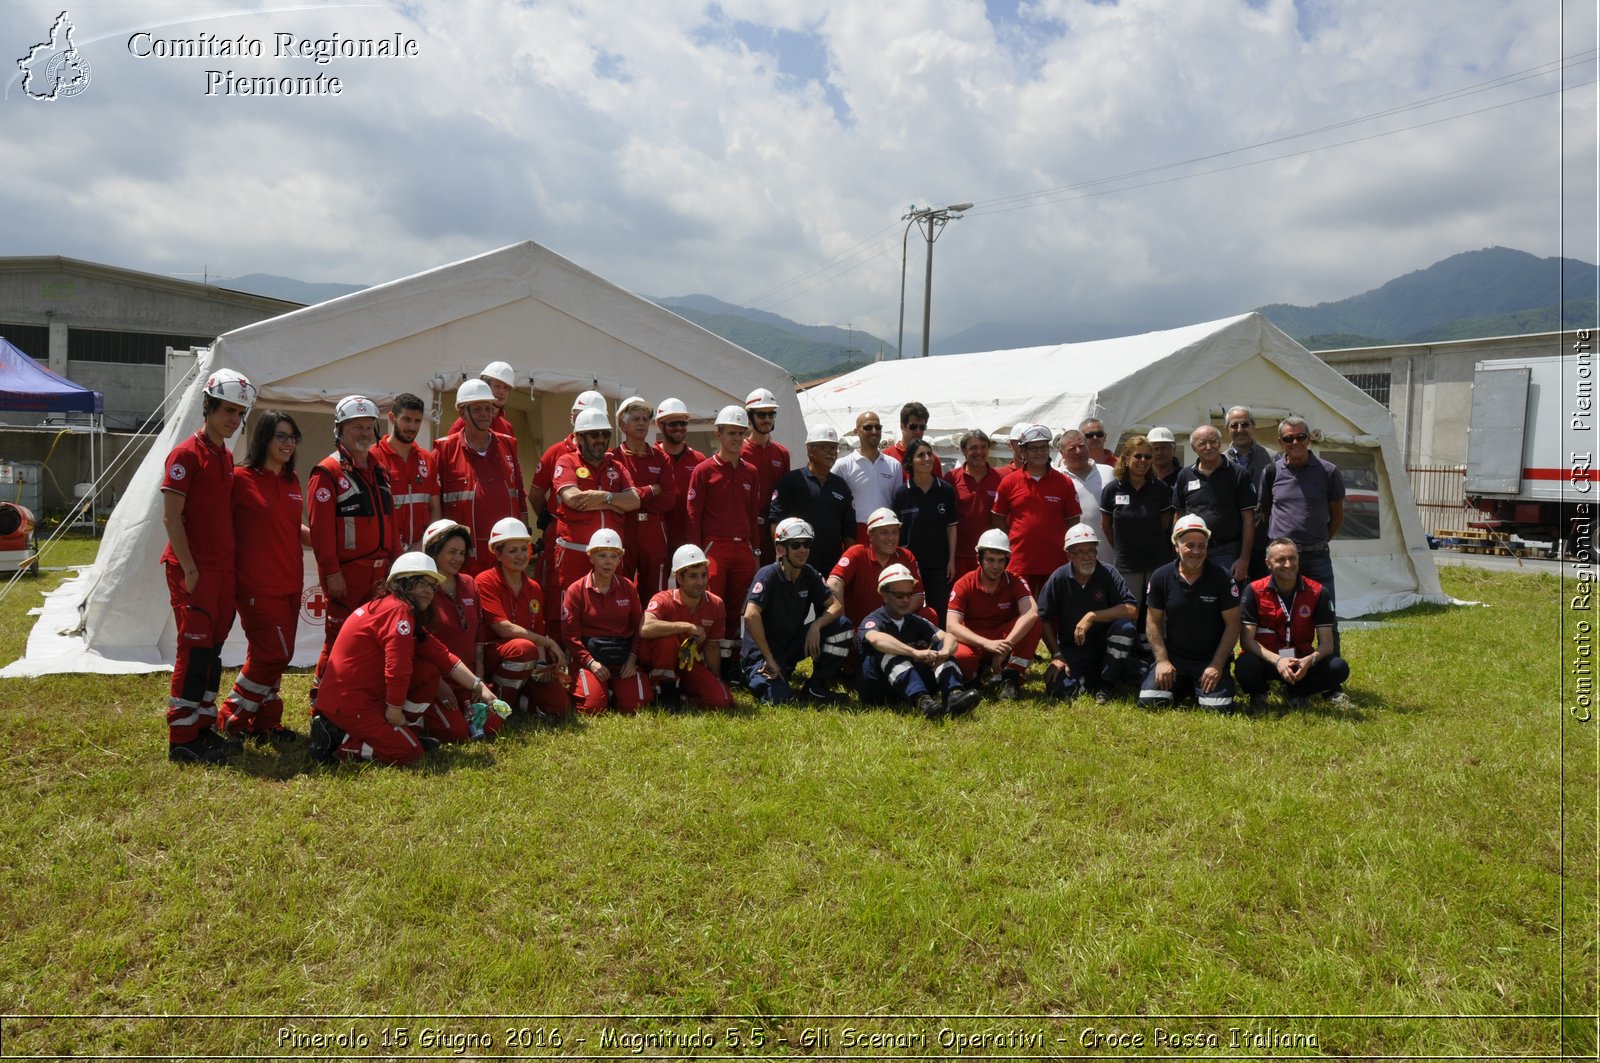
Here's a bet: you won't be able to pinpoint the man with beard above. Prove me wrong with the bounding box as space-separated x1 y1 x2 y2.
372 392 441 552
654 397 705 558
551 406 640 601
434 379 526 576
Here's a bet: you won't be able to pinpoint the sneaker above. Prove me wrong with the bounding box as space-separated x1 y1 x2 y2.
195 727 243 756
1093 688 1112 706
419 735 443 753
945 687 981 718
656 684 685 713
993 674 1022 701
168 738 227 765
802 682 846 706
1247 693 1268 712
308 714 343 764
1286 695 1310 711
915 693 944 720
1323 689 1350 706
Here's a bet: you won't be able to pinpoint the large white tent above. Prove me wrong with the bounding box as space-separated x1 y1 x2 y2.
7 241 800 676
799 312 1450 619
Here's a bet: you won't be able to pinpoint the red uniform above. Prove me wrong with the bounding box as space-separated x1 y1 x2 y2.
160 430 238 744
531 434 579 628
317 595 458 765
992 466 1082 590
946 568 1041 680
477 565 570 717
947 463 1001 579
562 572 651 714
685 453 762 656
308 446 397 682
657 443 706 556
611 443 678 600
551 450 635 597
740 438 791 566
883 442 944 479
447 412 515 441
638 588 732 708
372 436 440 551
829 544 924 627
219 465 303 737
422 572 502 741
433 430 526 576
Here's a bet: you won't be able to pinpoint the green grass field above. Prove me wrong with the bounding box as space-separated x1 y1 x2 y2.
0 541 1590 1058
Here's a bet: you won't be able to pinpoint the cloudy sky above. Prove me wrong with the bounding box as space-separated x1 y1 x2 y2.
4 0 1595 353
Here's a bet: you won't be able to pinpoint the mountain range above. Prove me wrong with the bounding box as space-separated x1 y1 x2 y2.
217 247 1596 379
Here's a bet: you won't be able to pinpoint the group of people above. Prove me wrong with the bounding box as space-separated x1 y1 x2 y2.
158 364 1353 767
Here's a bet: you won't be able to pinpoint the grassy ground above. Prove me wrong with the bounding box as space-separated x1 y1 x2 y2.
0 543 1589 1058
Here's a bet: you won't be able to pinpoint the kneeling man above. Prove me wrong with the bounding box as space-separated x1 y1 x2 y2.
1036 523 1139 704
638 544 733 709
741 518 853 704
1140 514 1240 711
944 529 1041 699
1236 537 1350 707
858 564 981 720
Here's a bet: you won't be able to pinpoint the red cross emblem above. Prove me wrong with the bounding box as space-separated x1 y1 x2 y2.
301 587 328 625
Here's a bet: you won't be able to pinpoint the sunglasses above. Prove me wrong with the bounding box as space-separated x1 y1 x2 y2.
1280 433 1309 444
1227 421 1253 429
751 410 776 418
884 589 915 599
859 424 882 432
1131 453 1153 461
660 420 688 429
904 422 927 431
1084 430 1106 438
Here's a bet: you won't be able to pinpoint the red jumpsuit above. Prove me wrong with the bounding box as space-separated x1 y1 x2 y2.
562 572 651 714
433 430 525 576
829 544 926 628
611 442 677 599
424 571 502 741
551 450 635 601
447 412 516 441
308 446 397 683
530 435 578 631
638 588 731 707
160 430 238 745
318 595 460 765
739 438 791 566
946 568 1041 681
657 442 706 557
372 436 440 552
219 465 304 736
947 463 1001 580
684 453 761 657
992 466 1082 592
477 565 570 717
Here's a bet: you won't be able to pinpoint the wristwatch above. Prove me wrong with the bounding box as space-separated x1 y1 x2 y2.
604 491 614 505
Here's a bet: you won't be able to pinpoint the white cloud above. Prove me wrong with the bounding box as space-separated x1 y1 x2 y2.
1 0 1591 349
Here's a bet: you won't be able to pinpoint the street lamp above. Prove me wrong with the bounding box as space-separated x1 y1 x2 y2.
897 202 973 359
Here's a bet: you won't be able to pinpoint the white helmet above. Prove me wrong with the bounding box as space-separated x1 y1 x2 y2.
615 395 653 429
774 517 815 544
1171 513 1212 543
480 360 516 386
715 404 749 429
389 551 445 584
876 563 916 591
744 387 780 411
865 507 901 532
334 395 380 426
655 397 689 421
203 368 256 410
671 544 709 573
1064 523 1100 549
1147 426 1176 444
805 422 840 446
455 378 494 408
573 407 612 434
975 528 1012 556
572 390 607 415
487 517 533 547
421 518 470 551
587 528 624 553
1016 423 1052 446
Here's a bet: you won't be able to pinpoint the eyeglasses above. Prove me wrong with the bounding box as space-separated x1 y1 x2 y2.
1084 430 1106 438
1280 433 1309 444
885 589 915 599
1227 421 1253 429
1131 453 1153 461
904 423 926 431
660 420 688 429
272 432 299 444
580 430 611 440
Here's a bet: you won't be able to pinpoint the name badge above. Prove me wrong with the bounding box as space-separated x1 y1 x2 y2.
1115 494 1131 506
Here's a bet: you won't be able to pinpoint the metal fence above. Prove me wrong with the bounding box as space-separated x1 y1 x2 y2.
1408 464 1469 536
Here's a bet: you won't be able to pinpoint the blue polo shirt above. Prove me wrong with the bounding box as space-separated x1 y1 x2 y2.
1146 560 1240 663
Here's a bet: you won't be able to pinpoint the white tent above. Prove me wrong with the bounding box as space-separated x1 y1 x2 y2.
7 241 801 676
799 312 1450 619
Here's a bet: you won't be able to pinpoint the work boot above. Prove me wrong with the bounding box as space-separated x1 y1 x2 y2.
802 681 845 706
195 727 242 756
1093 688 1113 706
945 687 981 718
308 714 344 764
915 693 944 720
168 738 227 765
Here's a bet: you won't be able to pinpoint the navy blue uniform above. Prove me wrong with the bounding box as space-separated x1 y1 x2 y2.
769 467 855 580
855 606 964 706
740 561 851 703
891 477 958 620
1035 561 1139 697
1139 560 1239 709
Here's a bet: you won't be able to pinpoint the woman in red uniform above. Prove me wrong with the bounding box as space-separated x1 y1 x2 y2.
309 553 498 766
219 410 307 742
563 528 651 714
418 518 503 741
475 517 571 718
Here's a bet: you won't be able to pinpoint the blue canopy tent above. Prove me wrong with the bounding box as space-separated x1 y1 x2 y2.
0 337 106 531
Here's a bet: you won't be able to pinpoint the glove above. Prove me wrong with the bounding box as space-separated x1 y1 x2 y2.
677 636 702 673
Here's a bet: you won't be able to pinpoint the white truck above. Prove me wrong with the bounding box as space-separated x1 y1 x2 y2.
1464 352 1589 554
